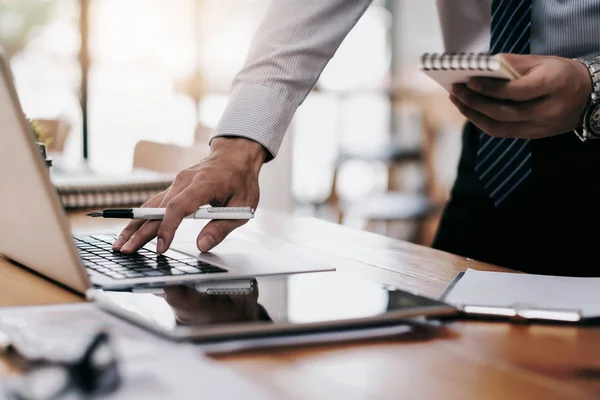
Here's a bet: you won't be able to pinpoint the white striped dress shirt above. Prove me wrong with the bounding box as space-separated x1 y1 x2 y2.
210 0 600 159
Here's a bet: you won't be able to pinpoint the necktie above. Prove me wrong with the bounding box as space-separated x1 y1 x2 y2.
475 0 532 206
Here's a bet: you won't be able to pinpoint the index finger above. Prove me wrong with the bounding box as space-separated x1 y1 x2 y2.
113 191 166 250
156 186 212 253
112 219 146 251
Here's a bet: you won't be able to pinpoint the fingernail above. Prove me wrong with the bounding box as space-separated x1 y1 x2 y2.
120 241 133 253
157 238 165 254
113 235 124 249
198 234 216 252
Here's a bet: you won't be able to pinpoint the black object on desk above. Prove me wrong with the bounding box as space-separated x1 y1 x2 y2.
5 331 121 399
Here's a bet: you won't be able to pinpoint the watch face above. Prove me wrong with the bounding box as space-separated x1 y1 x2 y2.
587 103 600 136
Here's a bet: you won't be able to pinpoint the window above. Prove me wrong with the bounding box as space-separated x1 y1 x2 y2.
87 0 197 173
292 2 393 206
1 0 82 165
86 0 272 173
2 1 436 210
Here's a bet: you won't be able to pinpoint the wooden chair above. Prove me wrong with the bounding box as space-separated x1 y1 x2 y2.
132 140 210 173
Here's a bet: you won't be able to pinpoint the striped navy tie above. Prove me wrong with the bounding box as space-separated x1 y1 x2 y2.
475 0 532 206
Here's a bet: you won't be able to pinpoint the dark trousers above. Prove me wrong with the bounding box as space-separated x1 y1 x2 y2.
432 122 600 277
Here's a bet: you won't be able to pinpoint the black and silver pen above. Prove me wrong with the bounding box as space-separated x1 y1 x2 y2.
86 207 254 220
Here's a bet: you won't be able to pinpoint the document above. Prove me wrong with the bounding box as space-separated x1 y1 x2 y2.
443 269 600 320
0 303 277 399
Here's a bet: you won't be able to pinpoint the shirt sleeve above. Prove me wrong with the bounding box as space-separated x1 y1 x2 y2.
210 0 374 160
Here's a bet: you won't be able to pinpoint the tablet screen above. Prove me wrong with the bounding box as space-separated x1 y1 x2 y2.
94 272 454 339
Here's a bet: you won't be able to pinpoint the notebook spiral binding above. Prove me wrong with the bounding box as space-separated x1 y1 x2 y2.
420 52 495 72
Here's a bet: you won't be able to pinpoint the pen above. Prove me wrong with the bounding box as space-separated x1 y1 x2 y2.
86 207 254 220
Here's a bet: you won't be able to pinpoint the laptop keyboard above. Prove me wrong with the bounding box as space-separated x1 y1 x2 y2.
74 235 227 280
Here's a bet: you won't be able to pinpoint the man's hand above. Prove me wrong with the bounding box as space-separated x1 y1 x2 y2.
449 53 593 139
112 137 266 254
163 281 260 324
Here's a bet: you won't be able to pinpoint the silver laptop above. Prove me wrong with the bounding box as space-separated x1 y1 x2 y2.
0 49 333 294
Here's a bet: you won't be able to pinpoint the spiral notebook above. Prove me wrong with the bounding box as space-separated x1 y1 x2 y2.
51 168 174 210
420 53 520 91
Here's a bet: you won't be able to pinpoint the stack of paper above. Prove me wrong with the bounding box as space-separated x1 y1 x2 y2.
443 269 600 321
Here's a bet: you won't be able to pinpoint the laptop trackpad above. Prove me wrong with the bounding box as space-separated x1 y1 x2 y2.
171 238 292 275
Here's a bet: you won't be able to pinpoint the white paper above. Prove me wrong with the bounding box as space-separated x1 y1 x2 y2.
0 303 276 399
105 346 277 400
444 269 600 318
0 303 166 363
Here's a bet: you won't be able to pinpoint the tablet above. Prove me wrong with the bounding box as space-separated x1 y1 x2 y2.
90 272 456 343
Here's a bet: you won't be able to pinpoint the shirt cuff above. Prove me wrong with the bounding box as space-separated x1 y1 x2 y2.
209 82 299 161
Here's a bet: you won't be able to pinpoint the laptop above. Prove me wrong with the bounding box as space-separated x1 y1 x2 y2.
0 49 333 294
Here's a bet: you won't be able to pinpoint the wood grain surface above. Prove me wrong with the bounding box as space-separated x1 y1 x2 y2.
0 210 597 399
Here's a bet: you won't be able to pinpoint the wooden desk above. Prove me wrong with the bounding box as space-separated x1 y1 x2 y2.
1 211 599 399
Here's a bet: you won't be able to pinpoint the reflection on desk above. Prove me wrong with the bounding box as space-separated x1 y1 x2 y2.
163 282 273 325
92 272 455 343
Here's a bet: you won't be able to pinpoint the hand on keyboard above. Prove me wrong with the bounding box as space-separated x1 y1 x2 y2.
112 138 265 255
76 236 226 280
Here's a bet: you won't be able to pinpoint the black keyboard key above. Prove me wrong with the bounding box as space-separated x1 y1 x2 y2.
167 263 194 269
197 261 214 267
141 261 159 268
115 260 141 266
124 265 151 271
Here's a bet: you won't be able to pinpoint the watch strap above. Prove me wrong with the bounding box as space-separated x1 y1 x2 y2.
574 56 600 141
577 57 600 102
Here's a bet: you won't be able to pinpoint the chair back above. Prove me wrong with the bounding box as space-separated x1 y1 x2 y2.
132 140 209 173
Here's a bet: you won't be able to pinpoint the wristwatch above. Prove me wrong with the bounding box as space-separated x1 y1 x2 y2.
574 56 600 141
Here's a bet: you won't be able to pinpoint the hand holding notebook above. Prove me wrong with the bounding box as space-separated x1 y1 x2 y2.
419 52 594 141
